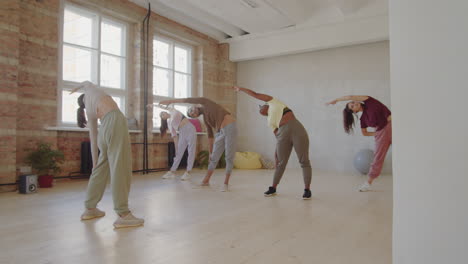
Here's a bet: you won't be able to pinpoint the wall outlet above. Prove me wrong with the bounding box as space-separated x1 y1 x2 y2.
19 166 32 174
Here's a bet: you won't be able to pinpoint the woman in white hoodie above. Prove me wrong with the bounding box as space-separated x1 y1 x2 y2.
149 104 197 180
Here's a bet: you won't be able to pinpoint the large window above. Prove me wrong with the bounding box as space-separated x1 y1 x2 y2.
152 37 192 128
60 4 127 125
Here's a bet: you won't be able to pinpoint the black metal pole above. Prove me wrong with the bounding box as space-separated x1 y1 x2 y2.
141 11 146 174
141 4 151 174
145 4 151 173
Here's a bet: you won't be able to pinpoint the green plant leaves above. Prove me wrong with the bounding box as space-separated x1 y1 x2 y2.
25 142 65 176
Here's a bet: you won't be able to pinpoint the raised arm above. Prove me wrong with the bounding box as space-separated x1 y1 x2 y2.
160 97 209 106
70 81 93 94
147 103 174 110
230 86 273 102
326 95 369 105
159 98 186 106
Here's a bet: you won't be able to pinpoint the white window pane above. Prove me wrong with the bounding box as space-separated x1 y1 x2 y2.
153 68 171 96
101 54 124 89
174 73 189 98
62 91 82 123
101 21 124 56
174 105 188 117
64 8 95 47
175 46 189 73
153 107 165 128
153 40 170 68
63 45 95 83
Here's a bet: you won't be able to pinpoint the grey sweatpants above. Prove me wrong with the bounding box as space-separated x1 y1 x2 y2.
84 110 132 215
208 122 237 174
273 119 312 187
170 122 197 171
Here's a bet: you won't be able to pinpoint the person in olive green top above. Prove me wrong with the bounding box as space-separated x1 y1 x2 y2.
159 97 237 192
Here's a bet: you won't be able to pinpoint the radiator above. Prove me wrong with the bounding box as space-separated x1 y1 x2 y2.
80 141 93 174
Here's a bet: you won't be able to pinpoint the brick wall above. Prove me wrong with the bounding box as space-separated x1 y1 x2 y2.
0 0 20 192
0 0 237 192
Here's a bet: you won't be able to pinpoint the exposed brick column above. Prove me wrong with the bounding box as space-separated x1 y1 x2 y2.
15 0 59 175
0 0 20 191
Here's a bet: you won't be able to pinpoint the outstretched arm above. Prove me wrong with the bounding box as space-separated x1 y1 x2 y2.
159 98 187 105
87 118 99 168
147 103 174 110
230 86 273 102
70 81 93 94
160 97 210 106
326 95 369 105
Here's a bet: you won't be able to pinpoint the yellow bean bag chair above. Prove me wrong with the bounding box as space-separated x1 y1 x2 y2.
234 152 262 169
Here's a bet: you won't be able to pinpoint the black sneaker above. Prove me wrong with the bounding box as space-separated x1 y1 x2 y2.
264 186 276 197
303 189 311 200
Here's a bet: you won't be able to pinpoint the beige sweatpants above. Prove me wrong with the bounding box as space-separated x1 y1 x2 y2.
84 110 132 215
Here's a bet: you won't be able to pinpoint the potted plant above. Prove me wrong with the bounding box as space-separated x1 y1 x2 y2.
25 142 64 188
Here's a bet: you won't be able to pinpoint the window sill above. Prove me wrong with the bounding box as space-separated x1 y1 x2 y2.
152 130 207 135
45 126 142 134
45 127 206 135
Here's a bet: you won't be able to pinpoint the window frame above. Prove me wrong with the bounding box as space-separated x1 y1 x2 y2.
57 2 129 127
152 35 193 129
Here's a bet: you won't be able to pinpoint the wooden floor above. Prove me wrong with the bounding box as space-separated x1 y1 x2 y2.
0 169 392 264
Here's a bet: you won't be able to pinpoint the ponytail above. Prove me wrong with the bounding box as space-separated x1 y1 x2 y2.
343 105 355 134
159 112 169 137
77 94 87 128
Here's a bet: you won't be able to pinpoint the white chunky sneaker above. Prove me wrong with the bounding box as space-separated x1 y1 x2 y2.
220 184 229 192
113 213 144 228
180 171 191 181
359 181 371 192
162 171 176 179
81 208 105 220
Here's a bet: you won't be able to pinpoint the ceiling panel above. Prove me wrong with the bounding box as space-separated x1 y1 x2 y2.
184 0 294 33
130 0 388 41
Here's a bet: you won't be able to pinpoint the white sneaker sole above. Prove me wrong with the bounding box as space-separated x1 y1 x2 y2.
302 197 311 200
264 193 277 197
113 222 144 229
81 214 105 220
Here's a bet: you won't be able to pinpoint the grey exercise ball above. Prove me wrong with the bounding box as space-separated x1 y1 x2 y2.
354 149 374 175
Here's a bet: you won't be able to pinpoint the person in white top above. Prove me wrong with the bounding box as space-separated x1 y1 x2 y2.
148 104 197 180
72 81 144 228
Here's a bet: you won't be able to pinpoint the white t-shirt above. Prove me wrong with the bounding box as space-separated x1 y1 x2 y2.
267 98 288 130
167 109 184 138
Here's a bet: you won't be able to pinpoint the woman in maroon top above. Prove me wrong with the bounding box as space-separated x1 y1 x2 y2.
327 95 392 192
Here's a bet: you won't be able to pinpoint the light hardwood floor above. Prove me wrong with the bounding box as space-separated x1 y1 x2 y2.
0 169 392 264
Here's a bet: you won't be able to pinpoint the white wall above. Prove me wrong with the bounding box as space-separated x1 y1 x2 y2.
227 15 388 61
390 1 468 263
236 41 391 174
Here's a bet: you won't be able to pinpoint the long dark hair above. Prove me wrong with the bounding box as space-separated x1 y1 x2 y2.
343 104 355 134
160 112 168 137
77 94 87 128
